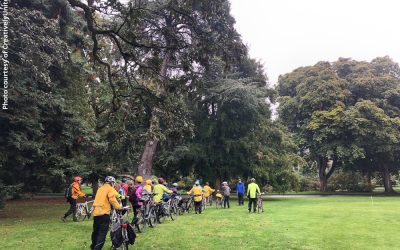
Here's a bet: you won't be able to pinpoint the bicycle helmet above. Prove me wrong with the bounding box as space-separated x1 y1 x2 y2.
145 179 152 185
74 176 82 182
195 180 200 185
135 175 143 183
158 178 164 184
172 183 178 187
104 176 116 184
250 178 255 182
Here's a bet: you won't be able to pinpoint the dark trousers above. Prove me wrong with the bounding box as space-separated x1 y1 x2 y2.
223 195 230 208
64 198 77 220
248 198 257 212
238 193 244 205
91 214 110 250
132 204 141 223
194 201 202 214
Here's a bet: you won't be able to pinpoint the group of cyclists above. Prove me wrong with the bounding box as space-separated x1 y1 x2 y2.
62 175 262 249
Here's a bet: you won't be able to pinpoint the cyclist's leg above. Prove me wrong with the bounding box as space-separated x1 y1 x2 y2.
248 198 252 212
63 198 77 220
252 198 257 212
91 214 110 250
198 201 202 214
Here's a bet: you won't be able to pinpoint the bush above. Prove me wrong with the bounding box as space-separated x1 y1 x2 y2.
328 170 371 192
299 176 320 191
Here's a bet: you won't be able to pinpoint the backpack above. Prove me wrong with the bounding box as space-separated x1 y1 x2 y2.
128 186 138 203
64 184 73 201
118 185 126 196
110 221 123 247
126 223 136 245
162 193 170 202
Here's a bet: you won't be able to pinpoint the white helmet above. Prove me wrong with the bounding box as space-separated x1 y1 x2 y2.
173 183 178 187
105 176 116 184
195 180 200 185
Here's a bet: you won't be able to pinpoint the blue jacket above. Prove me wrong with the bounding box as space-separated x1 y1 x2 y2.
236 182 245 195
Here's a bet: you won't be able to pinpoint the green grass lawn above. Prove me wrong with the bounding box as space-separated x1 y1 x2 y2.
1 196 400 249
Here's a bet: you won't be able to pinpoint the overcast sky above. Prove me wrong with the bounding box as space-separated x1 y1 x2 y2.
229 0 400 86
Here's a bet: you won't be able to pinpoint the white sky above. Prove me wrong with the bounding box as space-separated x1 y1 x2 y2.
229 0 400 86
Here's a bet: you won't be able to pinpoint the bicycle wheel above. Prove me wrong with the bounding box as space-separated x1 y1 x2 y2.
148 208 157 228
75 205 86 221
169 206 176 221
136 213 147 233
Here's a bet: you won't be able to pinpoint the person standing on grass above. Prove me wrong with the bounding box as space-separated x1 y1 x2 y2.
203 182 215 205
129 176 144 224
247 178 261 213
188 180 203 214
236 178 245 206
221 181 231 208
91 176 122 250
62 176 85 222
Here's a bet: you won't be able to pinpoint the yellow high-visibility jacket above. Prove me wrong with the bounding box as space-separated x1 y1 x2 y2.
203 185 215 198
188 186 203 202
92 183 122 216
153 184 172 203
71 182 85 200
143 184 152 193
247 183 261 199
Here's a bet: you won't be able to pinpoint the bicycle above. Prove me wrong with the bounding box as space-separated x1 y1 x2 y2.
215 196 223 209
75 196 94 221
132 194 155 232
257 193 264 213
110 207 135 250
201 194 207 211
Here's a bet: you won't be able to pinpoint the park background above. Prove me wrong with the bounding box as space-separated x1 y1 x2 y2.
1 0 400 249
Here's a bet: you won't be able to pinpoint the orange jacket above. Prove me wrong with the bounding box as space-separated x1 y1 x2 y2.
92 183 122 216
71 182 85 200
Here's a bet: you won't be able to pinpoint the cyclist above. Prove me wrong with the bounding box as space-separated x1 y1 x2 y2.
153 178 173 223
236 178 245 206
153 178 173 203
221 181 231 209
91 176 122 250
116 180 129 206
170 183 178 193
215 190 223 207
142 179 153 195
187 180 203 214
129 175 144 224
62 176 85 222
247 178 261 213
203 182 215 205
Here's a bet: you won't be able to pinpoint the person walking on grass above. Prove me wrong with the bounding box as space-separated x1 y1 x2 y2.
221 181 231 208
247 178 261 213
91 176 122 250
236 178 245 206
188 180 203 214
203 182 215 205
62 176 85 222
129 176 144 224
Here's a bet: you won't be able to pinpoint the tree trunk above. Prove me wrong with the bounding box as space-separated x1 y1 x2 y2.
137 49 171 179
382 164 394 193
318 155 337 192
91 178 99 196
137 138 159 180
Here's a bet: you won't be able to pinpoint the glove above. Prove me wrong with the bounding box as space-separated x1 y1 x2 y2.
121 195 126 200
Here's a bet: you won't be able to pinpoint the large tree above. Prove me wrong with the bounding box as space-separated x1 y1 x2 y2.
277 57 400 192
